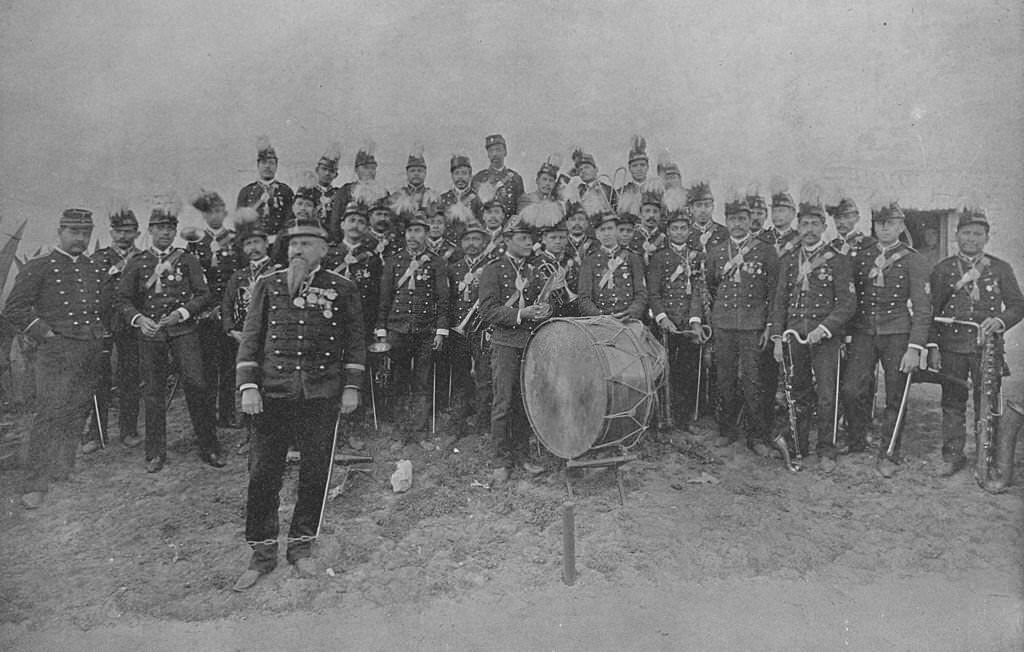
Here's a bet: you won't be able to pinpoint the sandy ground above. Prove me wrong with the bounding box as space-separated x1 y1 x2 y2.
1 349 1023 652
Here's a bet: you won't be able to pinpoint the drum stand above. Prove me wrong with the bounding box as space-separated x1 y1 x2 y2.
564 452 636 506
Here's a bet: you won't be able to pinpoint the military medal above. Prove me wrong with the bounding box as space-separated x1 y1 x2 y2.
293 297 306 308
323 309 333 319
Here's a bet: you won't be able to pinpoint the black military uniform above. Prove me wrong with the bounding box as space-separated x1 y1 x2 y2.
686 183 729 254
186 198 243 428
323 203 383 339
312 145 342 233
577 214 647 320
447 225 493 433
471 134 524 216
236 140 294 241
705 200 779 448
769 205 857 460
478 223 547 470
118 209 220 471
236 220 366 578
928 210 1024 473
567 230 597 267
574 150 613 206
375 213 450 434
4 209 110 504
222 226 275 337
89 210 143 447
841 203 932 471
648 213 705 423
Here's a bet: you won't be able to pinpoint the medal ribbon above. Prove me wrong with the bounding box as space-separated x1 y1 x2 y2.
868 248 907 287
599 254 623 290
954 257 987 302
145 250 183 293
722 239 753 282
397 256 424 290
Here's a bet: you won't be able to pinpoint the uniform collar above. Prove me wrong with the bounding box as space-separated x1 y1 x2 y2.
879 240 903 255
151 246 173 257
250 256 269 269
342 237 361 250
802 241 824 256
54 247 83 262
730 235 751 247
669 242 687 255
601 245 619 256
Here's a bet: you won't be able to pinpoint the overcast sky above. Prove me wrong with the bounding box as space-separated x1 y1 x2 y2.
1 0 1021 258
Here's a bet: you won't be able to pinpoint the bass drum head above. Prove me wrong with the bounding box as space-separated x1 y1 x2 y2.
522 319 607 459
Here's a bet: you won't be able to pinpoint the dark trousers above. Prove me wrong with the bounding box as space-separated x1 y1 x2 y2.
447 332 475 414
939 350 994 461
490 343 530 466
24 337 103 493
841 332 908 457
472 332 494 431
758 345 780 426
138 332 218 461
197 320 237 423
88 331 140 442
714 329 764 443
245 397 337 571
389 331 434 398
785 337 842 456
664 332 699 422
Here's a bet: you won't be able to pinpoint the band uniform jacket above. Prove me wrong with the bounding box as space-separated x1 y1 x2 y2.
4 249 111 342
365 229 403 264
848 241 932 347
759 227 802 260
324 238 382 338
221 258 276 334
705 236 779 331
830 231 876 257
471 167 525 216
566 235 597 267
377 248 450 335
576 246 647 320
770 242 856 338
480 230 509 263
438 187 483 224
118 248 211 341
236 180 294 239
427 237 464 265
478 254 546 349
929 253 1024 354
93 245 142 332
647 244 703 328
186 228 242 319
449 253 491 327
235 267 366 400
687 221 729 253
629 227 666 264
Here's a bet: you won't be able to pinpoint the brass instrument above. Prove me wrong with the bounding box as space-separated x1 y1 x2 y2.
453 299 483 336
535 259 578 309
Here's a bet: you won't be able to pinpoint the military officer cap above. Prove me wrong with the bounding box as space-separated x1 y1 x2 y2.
641 191 662 209
628 135 648 165
666 210 691 226
661 162 682 179
957 208 989 231
406 147 426 170
798 202 827 222
460 223 490 240
874 202 905 222
566 201 586 217
148 208 178 228
594 211 620 228
60 208 93 228
575 151 597 169
318 142 342 172
687 181 714 205
406 210 430 230
354 144 377 168
191 189 225 214
504 217 535 238
256 135 277 162
282 218 328 241
342 201 368 219
835 197 859 216
746 194 767 212
537 160 559 179
617 212 638 225
237 222 269 242
370 196 391 214
482 199 507 214
771 191 795 209
109 208 138 228
541 220 568 234
294 186 318 204
450 154 472 173
724 199 751 217
484 134 507 150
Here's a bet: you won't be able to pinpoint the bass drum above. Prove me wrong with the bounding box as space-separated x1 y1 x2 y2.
521 316 667 459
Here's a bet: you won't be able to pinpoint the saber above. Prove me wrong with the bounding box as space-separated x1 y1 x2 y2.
660 331 674 430
369 375 379 431
93 394 106 449
692 342 703 422
447 365 453 409
315 408 345 540
887 372 914 458
832 342 843 447
165 373 180 410
431 357 437 435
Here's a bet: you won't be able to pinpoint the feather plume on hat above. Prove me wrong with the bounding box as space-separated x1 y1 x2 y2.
558 176 583 203
421 187 439 207
319 141 342 170
662 186 688 215
190 188 225 214
351 180 385 206
519 199 564 229
151 192 182 217
799 180 824 207
234 206 260 225
445 201 475 225
581 186 612 218
656 149 673 176
617 186 641 216
630 135 647 155
640 176 665 196
390 190 418 217
476 181 497 205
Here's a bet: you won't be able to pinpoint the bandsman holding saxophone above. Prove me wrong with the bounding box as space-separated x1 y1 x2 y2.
841 203 932 478
927 209 1024 487
769 203 856 471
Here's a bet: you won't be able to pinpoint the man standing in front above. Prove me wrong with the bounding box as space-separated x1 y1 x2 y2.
704 199 779 450
4 209 110 509
479 221 550 484
471 134 524 217
118 209 223 472
232 219 365 590
928 209 1024 483
841 203 932 478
